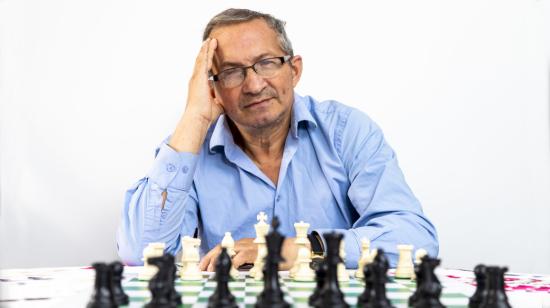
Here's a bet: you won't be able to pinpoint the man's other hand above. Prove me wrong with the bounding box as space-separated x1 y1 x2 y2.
198 237 307 272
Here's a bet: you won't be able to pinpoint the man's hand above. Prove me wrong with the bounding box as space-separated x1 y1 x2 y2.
198 237 308 272
184 38 224 126
169 38 224 154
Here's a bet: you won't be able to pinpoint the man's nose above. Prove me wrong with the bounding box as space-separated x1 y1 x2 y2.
241 68 267 95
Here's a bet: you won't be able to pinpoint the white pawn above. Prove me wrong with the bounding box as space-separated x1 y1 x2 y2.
139 242 166 280
293 246 315 281
221 232 239 279
337 240 349 282
250 212 270 279
289 221 311 279
355 238 371 279
395 244 414 279
415 248 428 265
411 248 428 280
180 236 202 280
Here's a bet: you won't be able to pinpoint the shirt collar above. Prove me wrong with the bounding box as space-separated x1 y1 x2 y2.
208 93 317 152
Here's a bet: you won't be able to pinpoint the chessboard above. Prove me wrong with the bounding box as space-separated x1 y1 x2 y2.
122 271 471 308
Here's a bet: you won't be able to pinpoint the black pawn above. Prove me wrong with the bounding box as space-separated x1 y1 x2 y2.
255 216 290 308
309 259 328 307
109 261 129 306
479 266 511 308
314 232 349 308
145 254 182 308
468 264 487 308
357 249 394 308
87 262 116 308
410 256 445 308
208 248 238 308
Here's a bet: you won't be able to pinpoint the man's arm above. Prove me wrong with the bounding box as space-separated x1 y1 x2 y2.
116 143 200 265
314 109 439 268
117 38 223 264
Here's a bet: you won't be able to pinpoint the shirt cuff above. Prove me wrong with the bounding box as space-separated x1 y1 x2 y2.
147 143 199 191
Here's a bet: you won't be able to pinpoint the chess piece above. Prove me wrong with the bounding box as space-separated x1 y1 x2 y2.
255 216 290 308
145 254 182 308
357 249 394 308
338 240 350 282
468 264 487 308
293 246 315 281
411 248 428 280
87 262 116 308
208 248 238 308
309 259 328 306
290 221 311 279
355 237 371 279
180 236 202 280
251 212 270 280
139 242 166 280
313 232 349 308
409 255 445 308
395 244 414 279
479 266 511 308
415 249 428 264
109 261 129 306
221 232 240 279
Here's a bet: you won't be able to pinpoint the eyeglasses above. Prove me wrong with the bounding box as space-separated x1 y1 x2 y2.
209 55 292 88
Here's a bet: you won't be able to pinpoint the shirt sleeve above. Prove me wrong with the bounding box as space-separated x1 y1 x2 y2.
116 142 200 265
314 109 439 268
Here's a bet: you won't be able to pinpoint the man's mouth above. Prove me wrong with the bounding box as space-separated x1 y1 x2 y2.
244 98 272 108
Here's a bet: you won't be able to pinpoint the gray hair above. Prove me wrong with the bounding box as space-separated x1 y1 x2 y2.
202 8 294 57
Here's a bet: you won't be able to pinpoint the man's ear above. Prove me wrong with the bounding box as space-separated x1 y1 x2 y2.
290 55 303 87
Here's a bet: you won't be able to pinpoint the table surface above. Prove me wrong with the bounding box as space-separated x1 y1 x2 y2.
1 266 550 307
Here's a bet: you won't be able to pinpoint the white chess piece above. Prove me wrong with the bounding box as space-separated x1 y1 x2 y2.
290 221 311 279
415 248 428 265
411 248 428 280
337 240 350 282
293 246 315 281
250 212 270 279
355 237 371 279
138 242 166 280
221 232 239 279
180 236 202 280
368 248 378 263
395 244 414 279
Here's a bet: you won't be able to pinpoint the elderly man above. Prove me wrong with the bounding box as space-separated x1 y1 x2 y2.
117 8 438 270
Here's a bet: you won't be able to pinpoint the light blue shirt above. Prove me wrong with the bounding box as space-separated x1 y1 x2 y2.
116 93 438 268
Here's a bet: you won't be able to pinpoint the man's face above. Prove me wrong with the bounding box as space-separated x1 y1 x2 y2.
210 19 302 130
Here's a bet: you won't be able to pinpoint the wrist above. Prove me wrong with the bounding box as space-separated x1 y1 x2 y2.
169 113 211 153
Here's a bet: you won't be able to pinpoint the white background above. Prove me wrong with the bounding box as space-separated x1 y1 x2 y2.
1 0 549 274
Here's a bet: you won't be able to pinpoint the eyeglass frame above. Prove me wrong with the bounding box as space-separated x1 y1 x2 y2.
208 55 293 87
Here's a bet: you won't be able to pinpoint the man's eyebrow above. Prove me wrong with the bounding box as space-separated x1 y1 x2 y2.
219 53 274 70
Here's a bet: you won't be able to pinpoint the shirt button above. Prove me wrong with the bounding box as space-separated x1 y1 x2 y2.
166 163 176 172
276 195 281 202
182 166 189 174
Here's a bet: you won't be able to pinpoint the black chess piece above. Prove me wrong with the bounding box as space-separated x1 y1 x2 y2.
408 255 425 307
479 266 511 308
145 253 182 308
410 255 445 308
309 259 328 307
313 232 349 308
208 248 238 308
357 249 394 308
87 262 116 308
468 264 487 308
255 216 290 308
109 261 129 306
